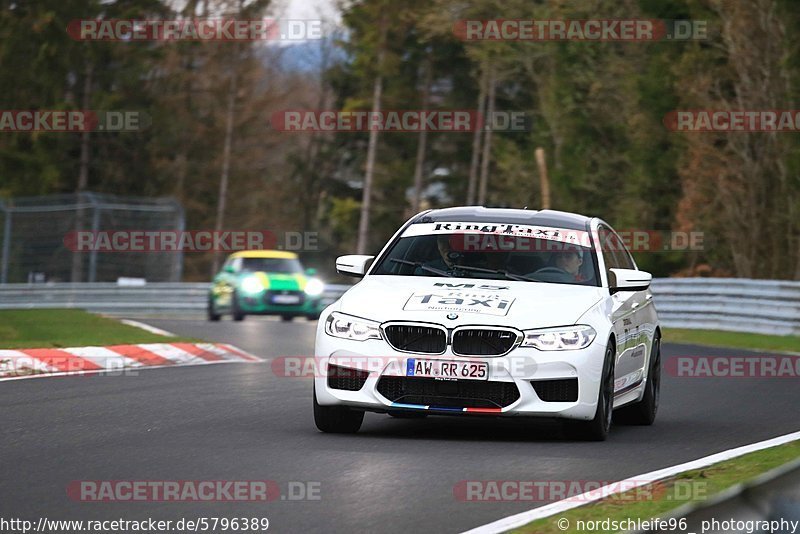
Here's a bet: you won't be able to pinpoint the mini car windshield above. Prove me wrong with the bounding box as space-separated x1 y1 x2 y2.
371 231 599 287
241 257 303 274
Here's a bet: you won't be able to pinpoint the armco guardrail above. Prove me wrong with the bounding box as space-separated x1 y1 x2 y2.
0 278 799 335
634 457 800 534
0 282 352 315
651 278 800 336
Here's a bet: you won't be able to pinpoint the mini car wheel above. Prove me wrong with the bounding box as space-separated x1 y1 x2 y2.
232 291 246 322
207 296 221 322
281 315 294 322
313 385 364 433
565 342 615 441
614 333 661 426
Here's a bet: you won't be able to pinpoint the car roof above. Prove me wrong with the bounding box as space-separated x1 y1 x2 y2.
228 250 298 259
413 206 593 231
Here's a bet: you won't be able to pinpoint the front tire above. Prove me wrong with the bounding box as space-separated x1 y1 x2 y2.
313 385 364 433
207 297 221 322
232 292 245 322
565 343 615 441
614 334 661 426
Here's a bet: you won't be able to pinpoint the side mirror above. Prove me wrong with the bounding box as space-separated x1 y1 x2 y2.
223 265 236 274
609 268 652 294
305 267 317 276
336 255 374 278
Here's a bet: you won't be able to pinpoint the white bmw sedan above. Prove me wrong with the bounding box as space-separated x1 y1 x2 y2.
313 207 661 440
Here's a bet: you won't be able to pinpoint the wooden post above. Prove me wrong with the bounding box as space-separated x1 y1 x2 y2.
535 147 551 209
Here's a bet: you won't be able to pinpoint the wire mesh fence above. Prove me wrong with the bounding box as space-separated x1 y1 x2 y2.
0 192 184 283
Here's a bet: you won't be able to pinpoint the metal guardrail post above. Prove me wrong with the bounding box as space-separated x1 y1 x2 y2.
0 200 11 284
87 201 101 283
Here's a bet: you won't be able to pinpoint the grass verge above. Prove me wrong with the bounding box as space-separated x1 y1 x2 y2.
0 309 193 348
511 439 800 533
664 328 800 354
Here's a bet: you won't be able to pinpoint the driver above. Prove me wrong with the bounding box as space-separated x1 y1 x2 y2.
553 249 585 281
415 235 458 275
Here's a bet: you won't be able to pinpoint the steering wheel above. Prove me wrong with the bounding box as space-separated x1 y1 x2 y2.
533 266 571 276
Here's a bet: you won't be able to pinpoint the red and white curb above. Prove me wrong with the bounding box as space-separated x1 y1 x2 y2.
0 343 261 381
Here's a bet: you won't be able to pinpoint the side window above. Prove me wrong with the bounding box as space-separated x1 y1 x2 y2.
597 226 620 280
609 229 635 270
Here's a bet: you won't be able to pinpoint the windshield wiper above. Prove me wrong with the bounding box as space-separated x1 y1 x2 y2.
449 264 542 282
390 258 452 277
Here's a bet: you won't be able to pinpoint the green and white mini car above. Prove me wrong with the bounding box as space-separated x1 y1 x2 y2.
208 250 326 322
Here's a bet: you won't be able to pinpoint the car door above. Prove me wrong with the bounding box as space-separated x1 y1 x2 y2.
605 226 651 395
597 225 640 395
213 256 241 311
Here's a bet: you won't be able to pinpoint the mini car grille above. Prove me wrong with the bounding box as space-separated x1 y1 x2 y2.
376 376 520 409
531 378 579 402
384 325 446 354
264 290 305 306
327 364 369 391
452 329 518 356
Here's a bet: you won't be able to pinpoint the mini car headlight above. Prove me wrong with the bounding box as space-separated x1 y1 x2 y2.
325 312 382 341
304 278 324 296
240 275 264 294
520 325 596 351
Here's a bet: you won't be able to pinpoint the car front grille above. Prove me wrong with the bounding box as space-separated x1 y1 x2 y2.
327 364 369 391
531 378 579 402
376 376 520 409
383 324 446 354
452 328 519 356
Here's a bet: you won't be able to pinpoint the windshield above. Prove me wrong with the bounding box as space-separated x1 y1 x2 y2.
371 228 599 287
240 257 303 274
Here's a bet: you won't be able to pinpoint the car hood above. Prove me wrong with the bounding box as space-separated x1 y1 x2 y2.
336 275 605 328
237 271 307 290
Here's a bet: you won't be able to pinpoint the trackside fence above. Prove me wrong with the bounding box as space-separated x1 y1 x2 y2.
0 278 799 335
651 278 800 336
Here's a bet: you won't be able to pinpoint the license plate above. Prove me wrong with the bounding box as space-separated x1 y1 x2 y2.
406 358 488 381
272 294 300 304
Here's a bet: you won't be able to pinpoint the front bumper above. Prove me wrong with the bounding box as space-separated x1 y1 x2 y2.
314 333 608 421
237 293 323 315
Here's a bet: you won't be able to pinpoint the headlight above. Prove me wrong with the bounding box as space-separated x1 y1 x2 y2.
240 275 264 294
325 312 382 341
520 325 596 351
304 278 324 296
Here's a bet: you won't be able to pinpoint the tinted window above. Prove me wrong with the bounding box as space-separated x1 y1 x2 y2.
371 231 599 287
240 257 303 273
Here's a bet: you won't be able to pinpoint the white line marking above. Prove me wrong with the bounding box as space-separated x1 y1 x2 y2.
461 429 800 534
119 319 176 337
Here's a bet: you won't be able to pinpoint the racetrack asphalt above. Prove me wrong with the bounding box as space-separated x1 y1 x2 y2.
1 317 798 533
